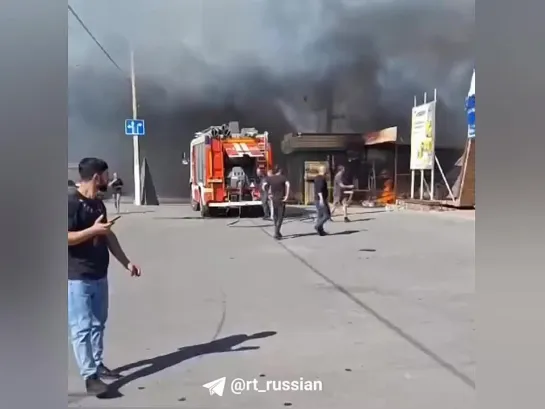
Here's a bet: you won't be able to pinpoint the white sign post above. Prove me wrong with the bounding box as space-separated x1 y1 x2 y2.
410 91 437 200
130 49 141 206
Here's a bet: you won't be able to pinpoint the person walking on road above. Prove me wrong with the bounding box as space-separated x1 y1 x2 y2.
266 168 274 220
256 168 270 220
108 172 124 214
262 166 290 240
330 165 354 223
68 158 142 396
313 165 331 236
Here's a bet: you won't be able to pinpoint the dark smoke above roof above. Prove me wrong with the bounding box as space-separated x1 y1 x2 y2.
68 0 474 197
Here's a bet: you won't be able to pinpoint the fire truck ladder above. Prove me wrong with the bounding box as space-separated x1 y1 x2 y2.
256 140 268 170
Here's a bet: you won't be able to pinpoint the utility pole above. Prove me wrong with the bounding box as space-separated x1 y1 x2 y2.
130 49 141 206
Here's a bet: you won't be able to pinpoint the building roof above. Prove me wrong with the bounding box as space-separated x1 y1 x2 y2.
281 127 402 154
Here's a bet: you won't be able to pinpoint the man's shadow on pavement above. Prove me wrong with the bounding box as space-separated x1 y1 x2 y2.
283 229 365 240
98 331 277 399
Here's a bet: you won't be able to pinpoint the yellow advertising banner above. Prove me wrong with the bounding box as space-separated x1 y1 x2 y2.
410 101 436 170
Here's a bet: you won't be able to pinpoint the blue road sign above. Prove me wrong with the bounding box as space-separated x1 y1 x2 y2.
125 119 146 136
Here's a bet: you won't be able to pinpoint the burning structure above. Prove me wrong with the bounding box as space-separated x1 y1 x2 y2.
281 127 399 205
281 126 463 205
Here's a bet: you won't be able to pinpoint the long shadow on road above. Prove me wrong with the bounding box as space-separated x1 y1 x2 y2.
282 229 365 240
98 331 277 399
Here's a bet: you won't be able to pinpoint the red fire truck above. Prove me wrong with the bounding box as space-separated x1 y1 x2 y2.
187 121 274 217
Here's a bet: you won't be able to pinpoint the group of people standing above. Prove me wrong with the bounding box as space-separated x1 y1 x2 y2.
256 164 354 239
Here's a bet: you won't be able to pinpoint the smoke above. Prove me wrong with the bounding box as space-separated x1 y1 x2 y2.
68 0 474 198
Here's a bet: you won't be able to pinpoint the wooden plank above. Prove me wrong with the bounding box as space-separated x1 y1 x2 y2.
458 139 475 207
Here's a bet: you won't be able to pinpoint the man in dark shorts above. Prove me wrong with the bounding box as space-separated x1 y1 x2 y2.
266 169 274 219
262 165 290 240
68 158 142 396
108 172 124 214
330 165 354 222
256 168 270 220
313 165 331 236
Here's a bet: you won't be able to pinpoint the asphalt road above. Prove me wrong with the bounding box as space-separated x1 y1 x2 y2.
68 204 475 408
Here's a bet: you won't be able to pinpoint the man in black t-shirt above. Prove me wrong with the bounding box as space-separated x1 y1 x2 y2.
108 172 124 214
262 166 290 239
313 165 331 236
68 158 142 396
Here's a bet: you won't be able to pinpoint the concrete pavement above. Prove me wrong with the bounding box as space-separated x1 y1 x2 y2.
68 204 475 408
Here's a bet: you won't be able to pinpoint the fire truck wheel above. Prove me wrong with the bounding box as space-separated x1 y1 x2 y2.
191 199 200 211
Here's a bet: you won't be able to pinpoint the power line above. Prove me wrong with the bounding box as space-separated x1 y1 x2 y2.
68 4 124 73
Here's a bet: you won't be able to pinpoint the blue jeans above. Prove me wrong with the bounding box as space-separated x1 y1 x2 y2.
315 202 331 231
68 278 109 379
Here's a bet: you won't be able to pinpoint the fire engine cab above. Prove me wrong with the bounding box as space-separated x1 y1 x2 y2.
187 121 273 217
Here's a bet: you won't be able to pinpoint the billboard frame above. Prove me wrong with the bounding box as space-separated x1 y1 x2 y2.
410 90 437 200
410 89 455 202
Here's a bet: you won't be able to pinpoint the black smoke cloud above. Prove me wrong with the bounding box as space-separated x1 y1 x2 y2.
68 0 474 198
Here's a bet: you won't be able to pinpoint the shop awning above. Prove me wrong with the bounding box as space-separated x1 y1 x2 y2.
223 142 264 158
